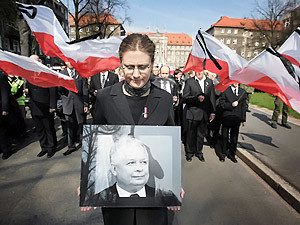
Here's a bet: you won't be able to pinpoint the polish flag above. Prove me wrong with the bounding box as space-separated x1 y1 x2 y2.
0 50 77 93
231 48 300 113
17 2 122 77
183 29 247 86
278 28 300 66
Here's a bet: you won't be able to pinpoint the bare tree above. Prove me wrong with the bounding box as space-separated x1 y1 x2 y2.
72 0 130 40
69 0 91 40
252 0 299 49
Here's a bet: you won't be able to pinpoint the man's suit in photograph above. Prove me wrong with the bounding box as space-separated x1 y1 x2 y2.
86 183 181 207
89 71 119 118
182 77 216 159
218 86 247 160
60 69 88 153
27 82 57 155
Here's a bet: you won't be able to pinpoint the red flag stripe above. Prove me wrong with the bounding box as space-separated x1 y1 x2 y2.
33 32 121 77
0 61 77 93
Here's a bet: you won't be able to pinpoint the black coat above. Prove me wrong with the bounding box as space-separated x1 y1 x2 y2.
59 69 89 116
27 82 57 117
0 72 11 112
90 71 119 92
93 81 174 126
182 77 216 121
218 86 247 126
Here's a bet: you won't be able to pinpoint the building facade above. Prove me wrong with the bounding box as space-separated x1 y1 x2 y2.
69 14 125 41
133 32 193 69
206 16 283 60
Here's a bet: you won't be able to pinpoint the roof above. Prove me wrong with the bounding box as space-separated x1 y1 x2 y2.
69 13 120 26
209 16 283 31
126 32 193 46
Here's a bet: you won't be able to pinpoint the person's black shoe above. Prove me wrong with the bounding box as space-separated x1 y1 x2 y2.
37 151 47 157
63 149 75 156
2 152 11 160
219 157 225 162
246 109 251 112
196 155 205 162
186 156 192 162
228 155 238 163
282 123 291 129
271 123 277 129
47 151 55 158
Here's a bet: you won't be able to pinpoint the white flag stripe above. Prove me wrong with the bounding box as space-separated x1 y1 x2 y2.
0 51 73 80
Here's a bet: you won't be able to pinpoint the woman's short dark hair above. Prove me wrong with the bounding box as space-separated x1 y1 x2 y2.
119 33 156 63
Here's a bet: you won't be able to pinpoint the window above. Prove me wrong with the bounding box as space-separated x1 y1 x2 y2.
241 51 245 57
233 38 237 45
226 38 231 44
227 29 231 34
12 40 20 53
247 52 251 58
234 29 238 34
255 41 259 47
254 51 259 56
262 42 266 47
220 38 224 43
221 28 225 34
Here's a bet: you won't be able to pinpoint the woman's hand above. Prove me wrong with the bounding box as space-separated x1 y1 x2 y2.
167 188 185 211
77 187 97 211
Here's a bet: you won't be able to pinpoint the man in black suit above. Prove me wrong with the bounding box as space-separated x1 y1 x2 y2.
26 55 57 158
89 71 119 118
218 83 247 163
60 62 89 155
152 65 178 105
86 136 180 207
0 71 12 159
182 71 216 162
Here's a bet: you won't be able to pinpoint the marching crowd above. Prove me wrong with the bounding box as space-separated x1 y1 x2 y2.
0 33 294 225
1 54 249 163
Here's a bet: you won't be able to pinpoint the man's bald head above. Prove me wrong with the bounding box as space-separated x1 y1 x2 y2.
30 55 40 62
159 65 170 78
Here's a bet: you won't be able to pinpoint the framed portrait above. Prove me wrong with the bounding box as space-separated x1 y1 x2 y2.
80 125 182 207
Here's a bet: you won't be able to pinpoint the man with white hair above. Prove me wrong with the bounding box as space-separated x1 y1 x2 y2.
86 136 180 207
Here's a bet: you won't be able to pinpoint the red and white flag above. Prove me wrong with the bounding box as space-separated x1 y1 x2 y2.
278 27 300 66
183 29 247 89
17 2 123 77
0 50 77 92
231 30 300 113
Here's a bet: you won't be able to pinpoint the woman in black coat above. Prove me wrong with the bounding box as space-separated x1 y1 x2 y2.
92 33 181 225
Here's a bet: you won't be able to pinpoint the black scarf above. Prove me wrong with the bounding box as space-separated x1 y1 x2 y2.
124 80 151 97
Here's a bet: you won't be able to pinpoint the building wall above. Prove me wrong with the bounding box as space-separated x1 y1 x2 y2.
207 26 268 60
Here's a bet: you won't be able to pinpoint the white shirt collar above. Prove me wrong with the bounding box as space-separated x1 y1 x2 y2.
231 85 239 95
195 76 205 91
116 184 146 197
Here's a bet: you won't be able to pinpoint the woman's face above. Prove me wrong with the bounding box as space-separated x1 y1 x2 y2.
121 50 152 89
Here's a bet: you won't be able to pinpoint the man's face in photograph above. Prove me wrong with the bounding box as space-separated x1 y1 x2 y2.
111 143 149 193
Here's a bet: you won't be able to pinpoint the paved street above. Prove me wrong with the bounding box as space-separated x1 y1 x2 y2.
0 107 300 225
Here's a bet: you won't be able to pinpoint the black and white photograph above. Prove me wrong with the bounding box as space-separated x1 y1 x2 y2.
80 125 182 207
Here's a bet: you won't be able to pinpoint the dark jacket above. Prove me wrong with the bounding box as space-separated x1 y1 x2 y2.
182 77 216 121
59 69 89 115
27 82 57 117
93 81 174 126
218 86 247 126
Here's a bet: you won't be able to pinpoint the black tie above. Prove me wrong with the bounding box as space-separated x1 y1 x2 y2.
130 194 140 198
70 70 75 79
101 74 106 88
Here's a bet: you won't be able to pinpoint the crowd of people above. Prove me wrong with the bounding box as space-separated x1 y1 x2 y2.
0 33 294 225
